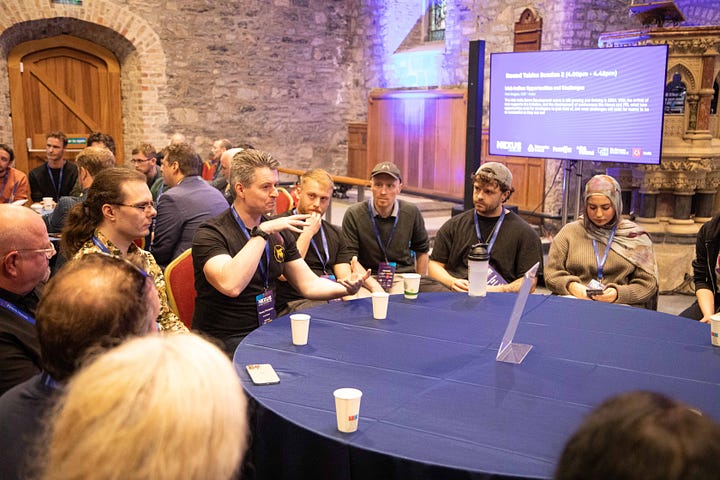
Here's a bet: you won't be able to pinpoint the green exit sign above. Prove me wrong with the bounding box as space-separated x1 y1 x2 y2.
52 0 83 5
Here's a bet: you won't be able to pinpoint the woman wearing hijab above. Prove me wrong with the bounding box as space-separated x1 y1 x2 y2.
545 175 658 308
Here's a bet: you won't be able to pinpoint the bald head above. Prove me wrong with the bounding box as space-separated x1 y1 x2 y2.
220 147 244 181
0 205 52 294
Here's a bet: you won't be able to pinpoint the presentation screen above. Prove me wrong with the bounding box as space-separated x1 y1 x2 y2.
488 45 669 165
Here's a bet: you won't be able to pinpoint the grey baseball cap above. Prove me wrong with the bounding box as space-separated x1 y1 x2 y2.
474 162 512 189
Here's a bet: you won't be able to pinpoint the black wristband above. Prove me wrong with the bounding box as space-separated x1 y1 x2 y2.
250 225 269 240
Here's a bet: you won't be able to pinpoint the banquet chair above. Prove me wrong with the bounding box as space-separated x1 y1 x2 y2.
275 186 294 214
164 248 196 329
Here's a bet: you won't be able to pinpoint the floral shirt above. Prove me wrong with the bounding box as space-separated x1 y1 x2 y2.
73 230 188 333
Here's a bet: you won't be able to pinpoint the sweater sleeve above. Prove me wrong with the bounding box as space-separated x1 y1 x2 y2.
544 225 582 295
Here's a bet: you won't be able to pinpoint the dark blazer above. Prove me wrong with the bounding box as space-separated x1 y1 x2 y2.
151 175 228 266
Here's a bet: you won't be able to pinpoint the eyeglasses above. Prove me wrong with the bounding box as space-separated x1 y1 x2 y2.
11 242 57 260
114 202 156 213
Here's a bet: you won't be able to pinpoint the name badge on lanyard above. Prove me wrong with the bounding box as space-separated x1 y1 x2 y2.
368 201 399 292
256 290 276 326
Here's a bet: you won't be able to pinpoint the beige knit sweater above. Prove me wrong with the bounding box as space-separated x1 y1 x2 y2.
544 221 657 307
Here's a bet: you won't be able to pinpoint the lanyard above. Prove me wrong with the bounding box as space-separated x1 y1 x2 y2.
231 206 270 289
92 235 112 254
0 171 8 201
0 298 35 325
367 200 399 263
473 208 506 254
41 371 60 390
293 208 330 274
310 227 330 274
46 163 64 199
591 225 617 281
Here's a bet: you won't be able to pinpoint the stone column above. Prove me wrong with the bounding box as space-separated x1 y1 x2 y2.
633 167 663 233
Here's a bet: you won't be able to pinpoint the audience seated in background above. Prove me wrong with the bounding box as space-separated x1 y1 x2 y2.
554 390 720 480
191 149 368 354
130 143 164 201
0 253 159 480
38 334 248 480
342 161 430 296
680 212 720 322
151 143 227 267
61 167 187 332
0 144 29 205
429 162 543 293
203 138 232 182
28 131 78 203
0 205 55 396
42 146 115 234
275 168 356 314
86 131 116 155
545 175 658 308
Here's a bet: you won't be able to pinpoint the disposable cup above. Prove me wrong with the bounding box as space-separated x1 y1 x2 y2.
290 314 310 345
42 197 53 211
333 387 362 433
371 292 389 320
710 314 720 347
402 273 421 299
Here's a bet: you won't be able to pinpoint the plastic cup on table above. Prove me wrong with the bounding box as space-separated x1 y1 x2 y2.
333 387 362 433
290 313 310 346
402 273 421 299
710 314 720 347
371 292 389 319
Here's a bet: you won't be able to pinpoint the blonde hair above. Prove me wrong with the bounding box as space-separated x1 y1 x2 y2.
40 334 248 480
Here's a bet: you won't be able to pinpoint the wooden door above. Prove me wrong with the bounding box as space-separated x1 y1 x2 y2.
8 35 123 173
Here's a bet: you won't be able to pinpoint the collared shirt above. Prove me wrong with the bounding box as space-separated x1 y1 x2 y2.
0 168 29 204
74 230 188 333
370 199 400 218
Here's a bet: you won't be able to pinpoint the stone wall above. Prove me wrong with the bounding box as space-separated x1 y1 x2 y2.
0 0 366 176
0 0 717 181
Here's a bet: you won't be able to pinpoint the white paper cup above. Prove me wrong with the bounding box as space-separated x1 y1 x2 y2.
710 314 720 347
42 197 53 211
371 292 389 320
290 314 310 345
333 387 362 433
30 203 43 214
402 273 421 299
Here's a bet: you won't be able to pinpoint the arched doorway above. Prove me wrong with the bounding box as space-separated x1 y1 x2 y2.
8 35 123 173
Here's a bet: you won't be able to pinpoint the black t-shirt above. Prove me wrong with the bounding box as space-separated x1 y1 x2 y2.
430 209 543 283
275 213 350 306
191 209 300 343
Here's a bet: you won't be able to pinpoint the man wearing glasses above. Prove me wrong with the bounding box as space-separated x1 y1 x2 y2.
130 143 164 201
0 204 56 396
60 168 187 333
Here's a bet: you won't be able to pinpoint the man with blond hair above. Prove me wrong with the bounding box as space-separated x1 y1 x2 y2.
275 168 354 313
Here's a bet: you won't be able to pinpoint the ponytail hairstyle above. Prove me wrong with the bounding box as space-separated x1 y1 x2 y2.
61 168 145 258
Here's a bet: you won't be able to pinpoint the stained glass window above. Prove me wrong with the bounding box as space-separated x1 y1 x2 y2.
428 0 446 42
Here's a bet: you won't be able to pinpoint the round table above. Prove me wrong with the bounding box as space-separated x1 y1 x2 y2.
234 292 720 480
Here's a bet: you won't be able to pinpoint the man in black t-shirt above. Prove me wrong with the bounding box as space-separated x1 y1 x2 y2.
192 149 368 354
275 168 354 313
429 162 542 293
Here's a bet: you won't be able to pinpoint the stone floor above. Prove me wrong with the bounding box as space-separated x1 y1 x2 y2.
323 189 697 317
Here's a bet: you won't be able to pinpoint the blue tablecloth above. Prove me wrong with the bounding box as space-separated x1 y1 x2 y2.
234 292 720 480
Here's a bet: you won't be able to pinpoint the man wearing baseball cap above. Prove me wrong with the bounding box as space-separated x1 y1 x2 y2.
341 161 430 295
429 162 543 292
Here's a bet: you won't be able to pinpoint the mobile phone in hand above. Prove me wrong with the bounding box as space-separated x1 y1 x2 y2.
586 289 604 298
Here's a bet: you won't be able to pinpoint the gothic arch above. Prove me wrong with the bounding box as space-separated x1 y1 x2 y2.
666 63 696 90
0 0 169 155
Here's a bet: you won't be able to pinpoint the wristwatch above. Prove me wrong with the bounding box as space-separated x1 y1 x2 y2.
250 225 269 241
